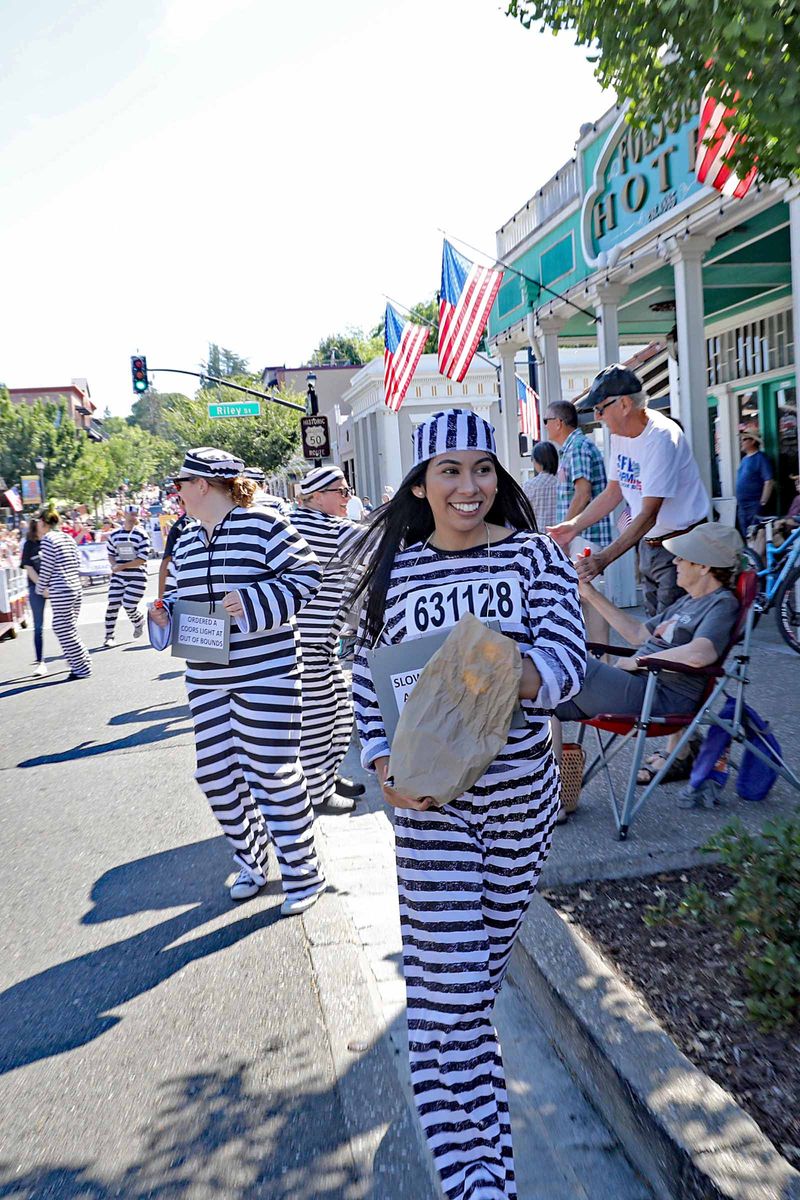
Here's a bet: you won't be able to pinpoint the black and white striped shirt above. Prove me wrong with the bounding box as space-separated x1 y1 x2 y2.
353 531 586 769
168 506 321 688
37 531 81 594
107 526 152 572
288 508 363 647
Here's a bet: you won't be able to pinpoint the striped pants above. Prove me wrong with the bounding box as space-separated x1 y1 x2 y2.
395 728 559 1200
50 587 91 678
299 643 353 808
105 571 146 637
187 681 324 899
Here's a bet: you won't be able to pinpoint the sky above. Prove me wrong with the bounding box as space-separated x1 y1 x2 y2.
0 0 610 416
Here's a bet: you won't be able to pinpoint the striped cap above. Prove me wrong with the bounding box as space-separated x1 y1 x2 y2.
243 466 265 483
178 447 244 479
123 504 140 514
413 408 496 467
299 465 346 496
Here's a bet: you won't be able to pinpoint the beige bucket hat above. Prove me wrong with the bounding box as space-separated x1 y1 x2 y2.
663 522 744 569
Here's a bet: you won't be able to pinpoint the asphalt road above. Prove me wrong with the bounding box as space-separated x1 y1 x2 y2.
0 572 434 1200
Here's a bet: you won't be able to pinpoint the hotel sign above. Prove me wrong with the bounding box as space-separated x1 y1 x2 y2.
581 107 702 267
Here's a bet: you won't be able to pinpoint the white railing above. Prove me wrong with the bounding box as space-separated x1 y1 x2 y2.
497 158 581 258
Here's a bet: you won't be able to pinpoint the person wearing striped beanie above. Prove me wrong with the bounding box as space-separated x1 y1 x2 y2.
291 464 366 811
243 466 291 518
103 503 152 647
348 408 586 1198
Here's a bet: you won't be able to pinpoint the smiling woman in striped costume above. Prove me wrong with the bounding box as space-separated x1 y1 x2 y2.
350 410 586 1200
149 447 325 917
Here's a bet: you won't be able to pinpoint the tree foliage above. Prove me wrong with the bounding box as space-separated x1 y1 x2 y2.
309 327 383 367
404 296 439 353
161 375 303 474
201 343 250 380
128 389 190 438
0 390 85 490
506 0 800 182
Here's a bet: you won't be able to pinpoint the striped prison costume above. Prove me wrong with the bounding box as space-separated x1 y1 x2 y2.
167 506 325 899
105 524 152 638
289 507 363 808
353 531 585 1200
37 530 91 678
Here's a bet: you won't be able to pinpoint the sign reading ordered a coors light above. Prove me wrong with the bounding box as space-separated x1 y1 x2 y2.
581 106 702 267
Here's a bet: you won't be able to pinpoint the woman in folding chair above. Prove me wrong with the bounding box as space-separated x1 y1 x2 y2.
555 523 743 786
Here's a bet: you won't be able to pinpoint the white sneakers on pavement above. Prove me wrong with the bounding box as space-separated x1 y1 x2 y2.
229 866 267 901
103 636 116 648
280 887 325 917
32 662 48 677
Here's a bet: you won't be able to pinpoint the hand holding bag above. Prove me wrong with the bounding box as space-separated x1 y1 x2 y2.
388 613 522 807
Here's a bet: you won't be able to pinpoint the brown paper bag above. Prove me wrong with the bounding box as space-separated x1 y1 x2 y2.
389 613 523 807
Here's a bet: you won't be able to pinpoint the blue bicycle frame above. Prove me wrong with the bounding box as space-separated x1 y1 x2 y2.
756 522 800 605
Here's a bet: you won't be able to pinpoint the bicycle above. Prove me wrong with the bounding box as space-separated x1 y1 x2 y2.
743 518 800 654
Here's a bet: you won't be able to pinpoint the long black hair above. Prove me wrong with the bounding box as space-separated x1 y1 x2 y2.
347 455 538 647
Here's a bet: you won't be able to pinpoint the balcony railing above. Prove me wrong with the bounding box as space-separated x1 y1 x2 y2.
497 158 580 258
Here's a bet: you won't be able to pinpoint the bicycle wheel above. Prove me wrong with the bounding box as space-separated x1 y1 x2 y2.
742 546 767 626
775 566 800 654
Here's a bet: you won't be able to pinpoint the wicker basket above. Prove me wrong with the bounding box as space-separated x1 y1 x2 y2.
559 742 585 814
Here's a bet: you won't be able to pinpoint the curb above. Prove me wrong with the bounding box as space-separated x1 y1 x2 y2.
509 894 800 1200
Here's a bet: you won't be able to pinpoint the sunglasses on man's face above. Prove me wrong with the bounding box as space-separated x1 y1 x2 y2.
172 477 198 492
593 395 621 417
321 487 352 498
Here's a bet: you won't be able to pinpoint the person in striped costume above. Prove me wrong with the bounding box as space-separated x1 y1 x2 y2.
103 505 152 647
148 448 326 916
350 410 585 1200
291 465 366 812
243 466 292 518
36 506 92 681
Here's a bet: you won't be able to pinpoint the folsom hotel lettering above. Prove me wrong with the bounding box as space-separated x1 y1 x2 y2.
590 113 699 244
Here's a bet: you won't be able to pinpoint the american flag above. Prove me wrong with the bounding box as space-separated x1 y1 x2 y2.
383 303 429 413
695 84 757 199
515 375 540 442
438 240 504 382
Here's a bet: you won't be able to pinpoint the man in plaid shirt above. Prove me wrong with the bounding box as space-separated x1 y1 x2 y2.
544 400 613 548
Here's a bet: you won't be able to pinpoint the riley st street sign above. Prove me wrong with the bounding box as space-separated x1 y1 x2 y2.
208 401 262 418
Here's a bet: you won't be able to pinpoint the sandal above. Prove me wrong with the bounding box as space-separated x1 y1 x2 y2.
637 735 702 786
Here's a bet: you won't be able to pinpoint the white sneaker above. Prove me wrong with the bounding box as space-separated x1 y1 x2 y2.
280 887 325 917
229 866 267 901
103 636 116 648
133 618 145 639
32 662 48 677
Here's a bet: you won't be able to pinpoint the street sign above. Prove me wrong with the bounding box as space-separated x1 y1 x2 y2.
208 401 261 418
301 415 331 459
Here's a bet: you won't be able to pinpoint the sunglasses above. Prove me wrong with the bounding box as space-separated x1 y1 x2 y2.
171 477 198 492
321 487 352 498
593 395 621 417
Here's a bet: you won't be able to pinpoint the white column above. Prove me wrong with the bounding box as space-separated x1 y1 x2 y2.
497 344 524 483
536 316 564 407
591 282 627 366
714 383 738 525
787 187 800 474
379 406 404 490
668 232 715 497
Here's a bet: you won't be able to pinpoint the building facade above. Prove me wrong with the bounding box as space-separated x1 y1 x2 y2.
487 103 800 521
9 380 97 432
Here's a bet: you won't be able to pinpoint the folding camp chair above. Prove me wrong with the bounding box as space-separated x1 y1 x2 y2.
576 571 800 840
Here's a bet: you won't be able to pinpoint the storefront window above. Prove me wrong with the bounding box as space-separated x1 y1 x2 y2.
737 389 760 435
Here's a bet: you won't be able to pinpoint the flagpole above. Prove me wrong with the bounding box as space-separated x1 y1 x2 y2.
438 229 600 323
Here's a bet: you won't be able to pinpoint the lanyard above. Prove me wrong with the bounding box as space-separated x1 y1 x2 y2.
201 508 234 611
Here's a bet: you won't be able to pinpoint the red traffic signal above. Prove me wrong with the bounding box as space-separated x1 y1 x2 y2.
131 355 148 394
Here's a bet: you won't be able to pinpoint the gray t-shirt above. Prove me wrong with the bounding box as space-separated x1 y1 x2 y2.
641 588 739 701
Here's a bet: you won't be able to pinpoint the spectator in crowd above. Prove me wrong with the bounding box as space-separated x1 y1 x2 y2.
97 517 117 543
20 517 47 676
736 431 774 536
380 485 395 506
549 365 710 616
544 400 613 550
523 441 559 530
346 492 366 522
775 473 800 536
361 496 373 514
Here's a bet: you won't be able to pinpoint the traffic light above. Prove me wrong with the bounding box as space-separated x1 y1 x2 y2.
131 355 148 394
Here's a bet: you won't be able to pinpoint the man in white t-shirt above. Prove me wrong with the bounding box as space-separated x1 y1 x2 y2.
346 493 366 522
549 364 710 614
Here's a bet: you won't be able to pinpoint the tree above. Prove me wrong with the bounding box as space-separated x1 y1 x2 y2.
201 343 250 380
128 389 190 439
506 0 800 183
49 443 115 507
0 390 85 490
161 375 303 474
308 328 382 366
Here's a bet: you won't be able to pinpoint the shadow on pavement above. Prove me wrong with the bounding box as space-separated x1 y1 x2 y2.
0 839 276 1076
17 706 192 767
